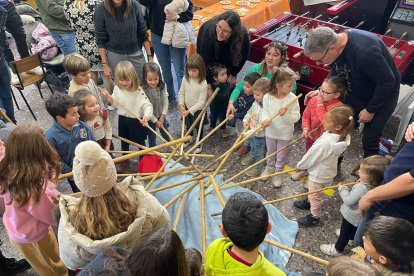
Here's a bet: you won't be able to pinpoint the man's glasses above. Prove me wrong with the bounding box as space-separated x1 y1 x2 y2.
315 45 331 64
216 24 231 36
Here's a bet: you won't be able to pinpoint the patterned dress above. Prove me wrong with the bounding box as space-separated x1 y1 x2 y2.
64 0 102 70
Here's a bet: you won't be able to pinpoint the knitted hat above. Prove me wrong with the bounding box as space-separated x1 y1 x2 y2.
73 141 117 197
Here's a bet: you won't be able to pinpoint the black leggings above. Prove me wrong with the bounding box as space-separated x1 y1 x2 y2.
118 115 147 152
335 217 357 252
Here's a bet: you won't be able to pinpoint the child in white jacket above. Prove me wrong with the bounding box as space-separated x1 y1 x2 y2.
241 78 269 177
319 155 391 256
293 106 354 228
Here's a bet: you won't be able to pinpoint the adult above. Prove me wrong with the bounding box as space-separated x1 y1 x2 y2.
226 41 297 117
197 10 250 87
0 6 16 123
94 0 152 83
58 141 169 270
35 0 76 56
64 0 113 91
78 227 189 276
140 0 193 102
304 26 400 157
353 122 414 246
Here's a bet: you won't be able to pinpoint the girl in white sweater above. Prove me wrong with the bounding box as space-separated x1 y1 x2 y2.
178 54 208 153
101 61 153 171
293 106 354 228
261 65 301 188
320 155 391 256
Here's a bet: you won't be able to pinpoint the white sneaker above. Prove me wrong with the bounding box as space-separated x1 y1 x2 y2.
320 244 342 257
194 145 202 154
9 67 19 85
291 170 308 181
335 229 354 246
28 66 43 75
260 166 275 181
272 175 282 188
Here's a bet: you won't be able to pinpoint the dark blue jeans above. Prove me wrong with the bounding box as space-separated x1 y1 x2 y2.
4 2 30 62
148 120 170 147
0 60 16 123
210 106 227 130
249 136 265 169
354 200 414 247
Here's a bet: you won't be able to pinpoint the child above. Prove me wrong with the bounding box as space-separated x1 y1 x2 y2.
241 77 269 177
292 76 345 181
79 227 187 276
101 61 153 172
64 53 109 116
260 65 301 187
326 256 380 276
0 125 67 275
58 141 169 270
185 248 204 276
178 54 208 153
208 64 231 138
45 93 95 192
142 63 170 147
364 216 414 274
74 89 113 151
229 72 261 156
293 106 353 227
205 192 286 276
320 155 391 256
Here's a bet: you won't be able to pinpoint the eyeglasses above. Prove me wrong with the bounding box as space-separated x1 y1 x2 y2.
216 24 232 36
318 87 336 95
315 45 332 64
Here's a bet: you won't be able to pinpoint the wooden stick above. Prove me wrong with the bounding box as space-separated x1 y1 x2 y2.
112 150 213 158
172 196 186 231
170 117 230 168
180 114 185 155
134 167 192 180
199 180 207 257
0 109 14 124
164 181 199 208
113 134 166 158
58 136 191 180
191 111 206 163
149 175 206 194
223 127 319 185
145 145 179 190
210 182 357 216
210 175 225 207
264 239 329 266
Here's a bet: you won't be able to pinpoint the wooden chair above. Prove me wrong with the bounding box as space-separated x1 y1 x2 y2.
9 53 55 120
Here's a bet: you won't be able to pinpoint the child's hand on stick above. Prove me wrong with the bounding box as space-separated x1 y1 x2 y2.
156 115 165 128
243 121 249 130
140 116 149 126
302 128 309 138
279 107 287 116
261 120 270 128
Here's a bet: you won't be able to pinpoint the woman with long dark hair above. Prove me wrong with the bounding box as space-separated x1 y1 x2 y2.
196 10 250 86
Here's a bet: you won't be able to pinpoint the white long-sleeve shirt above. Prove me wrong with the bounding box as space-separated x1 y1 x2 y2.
112 86 153 120
262 93 301 140
178 78 207 115
86 115 112 141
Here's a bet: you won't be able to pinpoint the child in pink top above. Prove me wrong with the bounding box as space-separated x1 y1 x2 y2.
0 125 67 276
292 76 345 181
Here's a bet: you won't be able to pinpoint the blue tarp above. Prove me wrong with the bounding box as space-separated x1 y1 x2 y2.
145 163 299 274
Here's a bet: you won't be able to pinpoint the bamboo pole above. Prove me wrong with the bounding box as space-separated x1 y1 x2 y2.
145 145 180 190
164 181 199 208
170 117 230 168
113 134 166 158
210 94 302 166
199 180 207 257
180 114 185 155
172 196 186 231
222 127 319 185
191 111 206 163
264 239 329 266
131 167 192 180
210 181 357 217
210 175 225 207
112 151 213 158
58 136 191 180
0 109 14 124
148 175 206 194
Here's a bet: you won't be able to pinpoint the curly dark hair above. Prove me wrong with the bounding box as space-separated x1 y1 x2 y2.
210 11 248 68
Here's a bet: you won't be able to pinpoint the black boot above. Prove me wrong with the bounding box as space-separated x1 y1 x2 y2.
0 251 31 275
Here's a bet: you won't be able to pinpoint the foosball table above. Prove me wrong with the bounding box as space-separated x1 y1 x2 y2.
248 12 414 93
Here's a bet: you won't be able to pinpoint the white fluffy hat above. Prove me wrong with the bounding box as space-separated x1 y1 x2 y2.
73 141 117 197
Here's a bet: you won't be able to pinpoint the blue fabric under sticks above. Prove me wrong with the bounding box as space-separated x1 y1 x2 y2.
145 162 299 275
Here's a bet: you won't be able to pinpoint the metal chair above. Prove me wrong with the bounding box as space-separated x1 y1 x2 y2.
9 53 55 120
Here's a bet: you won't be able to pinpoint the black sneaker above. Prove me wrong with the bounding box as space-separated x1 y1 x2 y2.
0 257 31 275
297 214 320 228
293 200 311 210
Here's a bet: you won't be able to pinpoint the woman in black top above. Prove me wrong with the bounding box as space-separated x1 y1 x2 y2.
197 10 250 86
140 0 193 102
94 0 152 81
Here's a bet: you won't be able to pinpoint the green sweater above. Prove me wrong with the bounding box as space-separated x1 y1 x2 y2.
229 63 297 102
205 238 286 276
35 0 73 33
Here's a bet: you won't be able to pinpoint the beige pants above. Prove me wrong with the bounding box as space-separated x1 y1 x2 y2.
10 227 68 276
307 179 326 218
